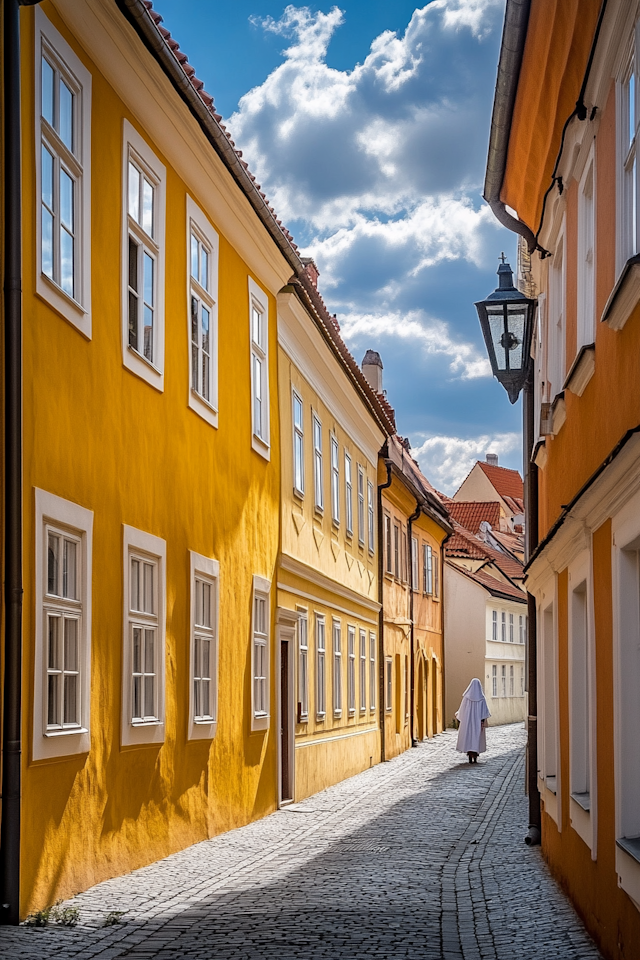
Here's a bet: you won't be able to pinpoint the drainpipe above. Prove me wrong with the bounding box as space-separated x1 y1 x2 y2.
407 502 421 747
523 363 541 845
1 0 39 926
377 459 392 762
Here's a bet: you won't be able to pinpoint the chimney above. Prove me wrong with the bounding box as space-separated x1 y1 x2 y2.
486 453 499 467
301 257 319 289
362 349 383 394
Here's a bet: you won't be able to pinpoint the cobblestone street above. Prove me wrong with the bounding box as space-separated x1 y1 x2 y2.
1 725 601 960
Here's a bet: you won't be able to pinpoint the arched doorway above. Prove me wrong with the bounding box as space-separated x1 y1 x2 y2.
417 657 425 740
432 656 438 735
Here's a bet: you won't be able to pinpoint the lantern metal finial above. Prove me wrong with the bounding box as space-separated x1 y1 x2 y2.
474 257 537 404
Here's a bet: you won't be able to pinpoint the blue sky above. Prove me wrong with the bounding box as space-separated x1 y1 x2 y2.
156 0 521 493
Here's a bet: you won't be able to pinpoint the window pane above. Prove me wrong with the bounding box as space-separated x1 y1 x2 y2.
48 675 59 726
128 162 140 222
64 674 78 724
42 57 54 126
59 80 73 151
128 238 139 349
201 247 209 291
143 252 154 307
202 306 210 354
48 615 60 669
60 169 73 231
202 637 210 679
64 617 78 671
60 228 74 298
131 559 140 611
252 306 261 345
201 679 210 717
293 395 302 430
191 233 199 281
142 178 154 237
630 71 636 150
191 297 199 389
48 533 59 595
295 434 304 492
203 582 211 628
144 306 154 362
42 208 54 280
41 145 54 210
132 627 142 673
143 562 154 614
63 539 77 600
144 673 154 717
133 676 141 720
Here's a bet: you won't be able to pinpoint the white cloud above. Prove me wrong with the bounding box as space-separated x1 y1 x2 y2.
340 309 490 380
411 433 521 495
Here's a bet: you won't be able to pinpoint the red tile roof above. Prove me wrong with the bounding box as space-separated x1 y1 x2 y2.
448 562 527 603
445 521 524 581
447 501 501 534
476 461 524 501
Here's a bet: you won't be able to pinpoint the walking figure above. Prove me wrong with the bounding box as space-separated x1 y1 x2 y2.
455 678 491 764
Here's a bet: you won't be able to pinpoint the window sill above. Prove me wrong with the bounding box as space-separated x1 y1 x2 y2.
293 488 304 501
45 725 88 738
251 713 269 732
545 775 557 795
563 343 595 397
189 717 218 741
532 438 547 469
124 343 164 392
602 253 640 331
571 791 591 812
122 718 165 747
551 393 566 435
334 711 342 719
189 388 219 429
37 272 91 339
252 433 271 462
617 836 640 865
316 713 326 722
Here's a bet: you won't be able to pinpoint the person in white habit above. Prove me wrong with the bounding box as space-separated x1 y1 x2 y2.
455 678 491 763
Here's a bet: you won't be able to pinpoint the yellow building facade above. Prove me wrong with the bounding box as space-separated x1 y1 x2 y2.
276 284 393 802
7 0 312 918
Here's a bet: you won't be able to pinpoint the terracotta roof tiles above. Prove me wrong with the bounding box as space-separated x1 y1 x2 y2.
477 461 524 500
447 501 501 534
448 563 527 603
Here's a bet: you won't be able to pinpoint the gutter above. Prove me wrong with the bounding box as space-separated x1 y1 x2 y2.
1 0 40 927
377 460 393 762
407 502 422 747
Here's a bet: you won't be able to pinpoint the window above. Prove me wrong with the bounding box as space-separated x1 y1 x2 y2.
316 615 326 718
519 615 524 643
509 613 514 643
433 553 440 599
367 480 375 553
359 629 367 713
347 625 356 715
369 633 376 712
570 575 591 812
187 197 219 427
34 490 93 761
520 666 525 696
385 658 393 712
577 153 595 349
36 9 92 336
501 611 507 642
492 664 497 698
492 610 498 641
345 453 353 535
331 435 340 525
402 531 408 582
541 598 559 804
122 526 166 746
423 544 433 595
385 514 392 573
548 228 565 401
357 466 365 545
251 576 271 731
617 36 639 272
297 610 309 722
501 665 506 697
394 523 400 579
313 415 323 511
333 620 342 716
293 391 304 496
249 279 270 457
189 552 219 740
509 665 514 697
411 537 418 592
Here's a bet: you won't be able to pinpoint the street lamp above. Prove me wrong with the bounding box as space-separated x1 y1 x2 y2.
475 255 537 403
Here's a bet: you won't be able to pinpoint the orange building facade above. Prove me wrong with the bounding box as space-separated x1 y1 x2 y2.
486 2 640 957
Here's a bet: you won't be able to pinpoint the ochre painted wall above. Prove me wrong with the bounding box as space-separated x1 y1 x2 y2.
20 4 282 915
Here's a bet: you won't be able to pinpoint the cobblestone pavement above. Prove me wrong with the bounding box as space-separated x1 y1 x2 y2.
1 725 602 960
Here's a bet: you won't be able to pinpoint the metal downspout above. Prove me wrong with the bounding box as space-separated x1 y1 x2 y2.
407 503 421 747
377 460 392 762
1 0 35 925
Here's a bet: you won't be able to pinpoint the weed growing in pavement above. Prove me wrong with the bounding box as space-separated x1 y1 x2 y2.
102 910 126 927
23 902 79 928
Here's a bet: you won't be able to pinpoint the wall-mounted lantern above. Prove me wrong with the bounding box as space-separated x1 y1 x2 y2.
475 255 537 403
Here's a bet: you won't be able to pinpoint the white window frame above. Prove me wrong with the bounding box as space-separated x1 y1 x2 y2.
293 390 304 497
357 466 365 545
121 120 166 391
519 614 524 643
187 196 219 428
122 525 166 746
384 513 392 574
367 480 375 553
359 628 367 714
548 225 566 401
433 552 440 599
251 574 271 731
188 551 219 740
492 610 498 641
345 452 353 535
316 613 326 719
313 414 324 511
539 584 561 827
330 434 340 525
616 29 640 275
501 611 507 642
332 618 342 717
501 664 507 697
385 657 393 712
34 490 93 761
423 543 433 595
411 537 418 593
394 523 400 579
509 612 514 643
492 664 497 698
509 665 514 697
35 9 92 337
249 278 270 458
577 149 596 351
297 608 309 722
347 625 356 716
369 632 377 712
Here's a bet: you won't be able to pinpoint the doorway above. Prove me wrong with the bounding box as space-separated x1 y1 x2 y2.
277 623 296 805
432 656 438 734
417 657 425 741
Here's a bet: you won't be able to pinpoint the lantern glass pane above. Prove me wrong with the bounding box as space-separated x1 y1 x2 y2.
487 306 506 370
507 306 525 371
